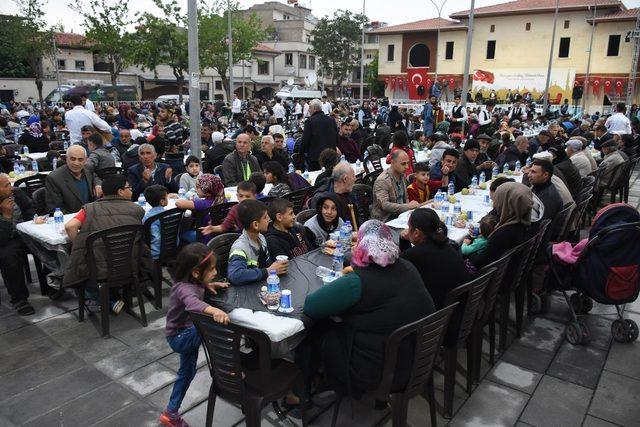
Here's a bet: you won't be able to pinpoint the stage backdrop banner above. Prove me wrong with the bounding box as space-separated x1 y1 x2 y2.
472 68 576 99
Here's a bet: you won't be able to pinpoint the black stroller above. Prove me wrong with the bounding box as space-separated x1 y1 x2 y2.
541 203 640 345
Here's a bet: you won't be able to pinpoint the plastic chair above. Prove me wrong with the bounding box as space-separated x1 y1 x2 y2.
189 313 305 427
351 183 373 227
143 208 184 309
78 224 147 337
207 233 240 280
13 174 47 198
331 304 458 427
362 169 383 188
95 166 125 180
32 187 48 215
213 164 224 180
295 208 315 226
282 187 311 214
622 156 639 203
363 155 383 174
441 269 495 417
550 203 575 242
208 201 238 227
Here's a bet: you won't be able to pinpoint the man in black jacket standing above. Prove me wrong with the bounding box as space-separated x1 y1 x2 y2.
298 99 338 171
0 174 35 315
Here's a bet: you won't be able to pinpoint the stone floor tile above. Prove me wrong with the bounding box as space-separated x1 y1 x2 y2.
0 336 66 376
146 366 211 413
93 340 171 379
119 362 177 396
518 317 566 353
520 375 592 427
0 314 29 334
582 415 622 427
90 399 160 427
449 381 529 427
589 370 640 427
182 398 245 427
604 340 640 381
36 311 82 336
0 323 46 347
486 361 542 394
547 342 607 389
500 341 555 373
579 314 614 351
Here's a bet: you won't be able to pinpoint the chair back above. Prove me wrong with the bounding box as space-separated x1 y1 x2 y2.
373 303 458 400
607 160 630 191
209 202 238 226
443 268 496 347
581 175 595 191
476 247 518 325
351 183 373 226
551 202 574 241
502 235 538 293
362 169 383 188
96 166 124 180
282 187 310 214
14 173 47 197
207 233 241 278
295 208 315 226
86 224 144 286
363 155 383 174
32 187 48 215
143 208 183 263
213 165 224 180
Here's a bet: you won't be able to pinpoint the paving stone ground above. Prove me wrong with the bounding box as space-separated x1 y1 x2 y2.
0 166 638 426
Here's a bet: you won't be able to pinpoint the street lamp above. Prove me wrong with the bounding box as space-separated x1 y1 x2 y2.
542 0 560 114
461 0 475 108
360 0 366 104
428 0 448 83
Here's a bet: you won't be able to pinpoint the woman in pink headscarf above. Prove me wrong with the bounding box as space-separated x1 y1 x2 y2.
302 219 435 398
176 173 225 243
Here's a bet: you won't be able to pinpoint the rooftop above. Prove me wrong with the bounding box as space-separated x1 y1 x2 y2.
450 0 624 19
588 7 639 23
54 32 92 48
254 42 281 54
368 17 465 34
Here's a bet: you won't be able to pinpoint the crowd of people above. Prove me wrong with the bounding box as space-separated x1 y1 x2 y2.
0 89 638 426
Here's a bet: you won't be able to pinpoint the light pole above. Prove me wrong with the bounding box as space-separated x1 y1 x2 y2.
187 0 201 159
227 0 234 102
51 33 61 104
359 0 366 104
428 0 448 83
543 0 560 114
582 2 597 114
461 0 475 108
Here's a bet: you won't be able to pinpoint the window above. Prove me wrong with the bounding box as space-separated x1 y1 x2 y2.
387 44 395 61
564 20 570 29
75 60 85 71
366 53 373 59
559 37 571 58
525 22 531 31
285 53 293 66
215 80 222 90
299 54 307 69
445 41 454 60
490 24 495 33
309 55 315 69
607 35 621 57
408 43 430 67
258 60 269 75
57 59 65 69
486 40 496 59
367 34 379 44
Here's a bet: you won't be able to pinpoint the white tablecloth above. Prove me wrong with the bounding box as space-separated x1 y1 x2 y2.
26 152 48 161
229 308 305 343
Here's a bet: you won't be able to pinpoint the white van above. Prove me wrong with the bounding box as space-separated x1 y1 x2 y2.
155 94 181 104
274 85 324 100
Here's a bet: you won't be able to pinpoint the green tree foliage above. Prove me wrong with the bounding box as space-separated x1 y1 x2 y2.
71 0 133 101
367 54 385 98
129 0 189 103
199 1 266 100
0 15 31 78
311 10 368 97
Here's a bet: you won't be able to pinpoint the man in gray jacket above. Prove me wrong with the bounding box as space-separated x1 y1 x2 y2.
222 133 261 186
372 150 421 222
45 145 95 214
86 133 116 195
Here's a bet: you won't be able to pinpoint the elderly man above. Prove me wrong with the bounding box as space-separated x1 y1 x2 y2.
565 139 593 178
0 174 35 315
45 145 95 214
475 133 496 177
221 133 261 186
127 143 175 200
598 139 628 189
298 99 338 171
112 128 132 158
337 118 362 163
310 161 357 222
349 116 366 150
372 151 421 221
64 94 111 145
497 135 528 171
256 135 289 170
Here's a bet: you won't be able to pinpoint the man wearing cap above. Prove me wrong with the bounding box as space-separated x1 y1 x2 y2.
475 134 496 176
598 139 627 189
449 94 467 134
565 139 593 178
593 125 613 151
453 139 480 192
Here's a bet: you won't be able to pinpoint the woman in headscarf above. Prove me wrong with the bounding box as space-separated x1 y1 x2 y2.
117 103 135 130
468 182 532 270
176 173 225 243
303 219 435 397
436 120 450 135
303 193 344 248
18 121 50 153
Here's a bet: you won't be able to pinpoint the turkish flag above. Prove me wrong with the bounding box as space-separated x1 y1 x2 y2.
604 80 612 93
592 78 601 95
407 67 429 100
384 77 390 88
615 80 625 96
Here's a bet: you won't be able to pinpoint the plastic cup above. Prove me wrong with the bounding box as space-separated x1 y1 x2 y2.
276 255 288 263
278 290 294 313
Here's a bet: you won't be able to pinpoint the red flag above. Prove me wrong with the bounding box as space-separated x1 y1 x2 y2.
398 78 404 90
604 80 612 93
592 78 601 95
407 67 429 100
615 80 625 96
391 77 396 91
384 77 390 88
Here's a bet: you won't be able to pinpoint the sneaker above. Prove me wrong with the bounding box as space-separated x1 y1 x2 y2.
110 299 125 315
159 410 189 427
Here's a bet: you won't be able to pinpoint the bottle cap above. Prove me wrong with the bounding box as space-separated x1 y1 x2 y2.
261 286 267 292
269 269 276 275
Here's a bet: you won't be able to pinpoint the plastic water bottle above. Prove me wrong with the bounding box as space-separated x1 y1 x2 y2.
13 161 20 176
52 158 58 170
63 140 69 150
441 200 449 215
18 163 25 176
479 171 486 185
448 180 455 196
344 220 353 248
266 270 281 310
355 159 362 171
492 165 499 178
137 194 146 207
54 208 64 233
526 157 532 167
340 154 346 162
471 176 478 189
31 160 38 173
332 242 344 273
178 187 186 199
515 160 521 171
23 146 29 156
454 201 462 214
589 142 595 150
111 151 119 162
503 163 509 174
303 170 309 182
316 265 340 279
339 224 349 250
364 149 369 159
288 163 294 174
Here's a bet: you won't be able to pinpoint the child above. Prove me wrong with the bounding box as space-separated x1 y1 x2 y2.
263 161 292 197
176 174 225 243
159 243 230 427
142 185 169 260
461 215 496 257
303 193 344 248
200 180 256 236
249 171 267 200
179 155 202 193
265 198 310 259
227 199 288 286
407 162 430 204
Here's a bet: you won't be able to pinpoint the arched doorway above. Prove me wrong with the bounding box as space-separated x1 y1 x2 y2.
408 43 430 68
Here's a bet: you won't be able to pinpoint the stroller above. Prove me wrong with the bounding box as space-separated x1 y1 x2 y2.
541 203 640 345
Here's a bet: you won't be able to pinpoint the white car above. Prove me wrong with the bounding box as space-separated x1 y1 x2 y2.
275 85 324 100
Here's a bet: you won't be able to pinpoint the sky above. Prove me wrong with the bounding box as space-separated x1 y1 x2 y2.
2 0 639 33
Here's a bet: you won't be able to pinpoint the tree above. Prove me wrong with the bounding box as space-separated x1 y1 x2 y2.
71 0 133 101
198 1 266 100
129 0 189 103
311 10 367 98
0 15 31 78
366 54 385 98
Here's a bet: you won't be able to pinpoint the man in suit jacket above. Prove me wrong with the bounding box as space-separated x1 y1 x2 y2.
45 145 95 214
127 143 176 200
221 133 261 186
298 99 338 171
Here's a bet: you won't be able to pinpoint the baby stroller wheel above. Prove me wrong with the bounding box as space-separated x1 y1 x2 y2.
530 293 550 315
611 319 637 343
566 321 590 345
581 296 593 314
624 319 639 342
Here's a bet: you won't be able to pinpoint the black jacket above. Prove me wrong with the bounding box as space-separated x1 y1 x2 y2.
299 111 338 166
532 181 563 224
554 159 582 199
255 149 289 170
265 223 310 259
454 154 478 191
497 144 527 171
204 142 234 174
0 188 35 246
469 223 529 272
19 133 50 153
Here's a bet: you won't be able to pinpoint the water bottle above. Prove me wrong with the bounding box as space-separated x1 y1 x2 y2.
266 270 281 310
471 176 478 189
63 140 69 150
332 242 344 273
288 163 294 174
111 151 119 162
454 201 462 214
339 224 349 250
355 159 362 171
503 163 509 174
589 142 595 150
13 161 20 176
54 208 64 233
23 146 29 155
479 171 486 185
18 163 25 176
441 200 449 215
340 154 346 162
448 180 455 196
178 187 186 199
492 165 499 178
52 158 58 170
31 160 38 173
344 220 353 248
316 265 340 279
303 170 309 182
137 194 146 207
364 149 369 159
515 160 521 171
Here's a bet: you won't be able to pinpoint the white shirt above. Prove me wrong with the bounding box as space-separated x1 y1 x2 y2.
509 105 527 121
322 101 332 115
478 108 492 126
605 112 632 135
294 102 302 115
232 98 242 114
64 105 111 144
303 103 310 118
84 98 95 113
449 103 467 123
273 102 286 119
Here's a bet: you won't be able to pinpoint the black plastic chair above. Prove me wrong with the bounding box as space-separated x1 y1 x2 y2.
295 208 315 226
189 313 304 427
208 201 238 226
143 208 184 309
14 174 47 198
207 233 240 280
362 169 383 188
282 187 311 214
622 156 639 203
351 183 373 227
260 196 277 207
363 155 383 174
550 203 575 242
95 166 125 180
213 164 224 180
331 304 458 427
32 187 48 215
78 224 147 337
